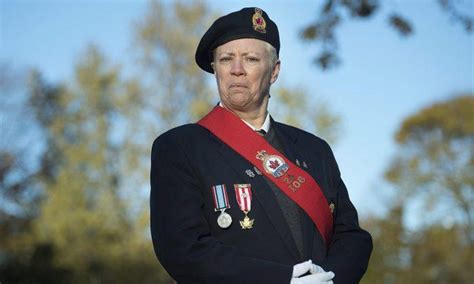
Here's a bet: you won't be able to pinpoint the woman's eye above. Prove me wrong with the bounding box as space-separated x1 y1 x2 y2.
219 57 231 62
246 57 260 62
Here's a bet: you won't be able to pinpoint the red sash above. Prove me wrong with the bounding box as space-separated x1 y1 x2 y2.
198 106 333 245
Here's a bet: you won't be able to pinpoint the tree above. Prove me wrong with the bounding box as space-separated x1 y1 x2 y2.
301 0 473 70
0 46 172 283
364 94 474 283
385 95 473 243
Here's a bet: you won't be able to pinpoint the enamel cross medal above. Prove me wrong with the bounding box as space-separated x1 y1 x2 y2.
234 184 254 229
211 184 232 229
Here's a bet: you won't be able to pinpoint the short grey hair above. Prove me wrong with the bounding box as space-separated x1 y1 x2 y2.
211 41 279 69
264 42 278 67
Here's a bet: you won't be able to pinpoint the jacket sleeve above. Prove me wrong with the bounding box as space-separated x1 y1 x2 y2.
319 142 373 284
150 134 293 284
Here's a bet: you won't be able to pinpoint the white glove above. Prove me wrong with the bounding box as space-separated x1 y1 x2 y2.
290 260 335 284
292 260 313 278
310 264 325 274
290 272 335 284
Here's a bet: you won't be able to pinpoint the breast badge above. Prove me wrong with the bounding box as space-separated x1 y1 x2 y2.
245 169 256 178
256 150 289 178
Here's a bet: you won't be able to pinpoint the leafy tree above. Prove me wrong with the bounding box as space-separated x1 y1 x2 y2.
362 95 474 283
0 46 171 283
301 0 473 69
385 95 473 244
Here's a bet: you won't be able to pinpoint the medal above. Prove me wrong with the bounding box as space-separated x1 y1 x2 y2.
217 211 232 228
211 184 232 229
234 184 254 229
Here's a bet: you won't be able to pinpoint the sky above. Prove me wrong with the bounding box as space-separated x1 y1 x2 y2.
1 0 473 223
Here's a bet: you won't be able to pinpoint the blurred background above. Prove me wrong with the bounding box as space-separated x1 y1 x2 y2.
0 0 472 283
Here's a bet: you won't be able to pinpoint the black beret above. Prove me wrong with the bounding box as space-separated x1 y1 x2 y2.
195 7 280 73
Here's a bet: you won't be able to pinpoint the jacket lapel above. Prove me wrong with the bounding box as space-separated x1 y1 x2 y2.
208 132 301 262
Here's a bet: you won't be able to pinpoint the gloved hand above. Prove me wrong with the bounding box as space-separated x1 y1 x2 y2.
290 272 335 284
310 264 325 274
290 260 335 284
292 260 313 278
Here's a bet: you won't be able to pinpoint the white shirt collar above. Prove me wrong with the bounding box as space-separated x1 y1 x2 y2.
218 102 271 133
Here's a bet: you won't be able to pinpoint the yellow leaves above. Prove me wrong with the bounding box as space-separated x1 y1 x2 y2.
34 177 131 271
387 94 474 203
396 94 474 144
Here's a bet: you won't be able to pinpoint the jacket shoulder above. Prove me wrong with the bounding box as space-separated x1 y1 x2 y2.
151 124 213 159
274 121 331 149
153 123 208 145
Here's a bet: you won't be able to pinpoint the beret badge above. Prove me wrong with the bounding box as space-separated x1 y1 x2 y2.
252 8 266 33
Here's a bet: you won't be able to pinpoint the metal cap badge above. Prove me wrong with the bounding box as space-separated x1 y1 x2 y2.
252 8 266 33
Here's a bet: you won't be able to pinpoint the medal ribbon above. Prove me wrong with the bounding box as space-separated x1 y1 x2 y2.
198 106 333 246
211 184 230 211
234 184 252 212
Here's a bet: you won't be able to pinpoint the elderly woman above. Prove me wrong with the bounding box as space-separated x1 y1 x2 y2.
150 7 372 284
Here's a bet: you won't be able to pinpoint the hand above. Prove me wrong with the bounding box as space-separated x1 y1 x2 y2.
310 264 325 274
292 260 313 278
290 272 335 284
290 260 335 284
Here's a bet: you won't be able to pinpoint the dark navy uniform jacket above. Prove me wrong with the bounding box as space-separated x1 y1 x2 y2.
150 119 372 284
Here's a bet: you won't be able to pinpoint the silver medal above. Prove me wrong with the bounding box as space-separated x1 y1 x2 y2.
217 211 232 229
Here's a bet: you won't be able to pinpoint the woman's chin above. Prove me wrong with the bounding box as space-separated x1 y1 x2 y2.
222 96 252 109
